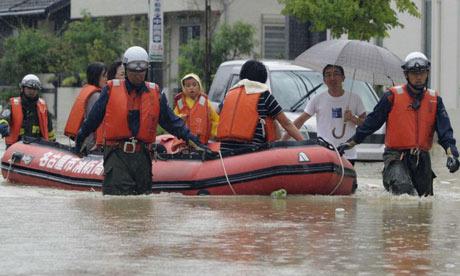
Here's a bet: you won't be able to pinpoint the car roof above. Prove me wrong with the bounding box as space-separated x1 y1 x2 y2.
219 59 314 72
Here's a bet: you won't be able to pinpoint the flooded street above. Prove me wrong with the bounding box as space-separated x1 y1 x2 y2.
1 146 460 275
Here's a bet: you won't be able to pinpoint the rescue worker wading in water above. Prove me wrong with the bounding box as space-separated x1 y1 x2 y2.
0 74 55 147
74 46 209 195
338 52 459 196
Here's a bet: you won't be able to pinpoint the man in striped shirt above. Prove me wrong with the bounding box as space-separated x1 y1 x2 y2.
217 60 303 153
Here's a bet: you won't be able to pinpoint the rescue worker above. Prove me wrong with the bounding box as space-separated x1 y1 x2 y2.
64 62 107 151
174 73 219 144
217 60 304 152
0 74 55 147
74 46 208 195
338 52 459 196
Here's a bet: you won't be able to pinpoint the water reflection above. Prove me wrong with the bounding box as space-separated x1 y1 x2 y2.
2 174 460 274
381 201 432 274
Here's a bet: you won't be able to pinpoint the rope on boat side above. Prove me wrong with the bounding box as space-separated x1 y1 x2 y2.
329 144 345 195
218 150 237 195
6 158 13 180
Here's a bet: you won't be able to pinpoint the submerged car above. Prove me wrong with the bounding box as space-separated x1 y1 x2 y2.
208 60 385 161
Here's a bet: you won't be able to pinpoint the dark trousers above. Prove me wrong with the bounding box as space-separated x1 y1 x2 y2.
102 147 152 195
382 149 435 196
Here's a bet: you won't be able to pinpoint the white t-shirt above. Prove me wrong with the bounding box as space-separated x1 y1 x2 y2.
304 91 366 159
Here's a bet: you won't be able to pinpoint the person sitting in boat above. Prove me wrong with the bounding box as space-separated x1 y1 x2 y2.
64 62 108 151
217 59 304 153
0 74 55 148
173 73 219 145
73 46 210 195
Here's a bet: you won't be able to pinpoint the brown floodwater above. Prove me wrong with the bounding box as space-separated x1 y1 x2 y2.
1 147 459 275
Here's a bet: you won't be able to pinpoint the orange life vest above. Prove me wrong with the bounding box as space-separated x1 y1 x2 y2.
64 84 104 144
385 84 438 151
217 86 276 142
103 79 160 144
6 97 49 146
174 92 211 144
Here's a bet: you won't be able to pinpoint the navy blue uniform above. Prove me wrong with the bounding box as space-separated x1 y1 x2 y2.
353 91 458 157
75 79 195 150
75 79 198 195
351 87 458 196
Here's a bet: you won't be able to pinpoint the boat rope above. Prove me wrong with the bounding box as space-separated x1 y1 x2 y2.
328 144 345 195
6 158 13 180
218 150 237 195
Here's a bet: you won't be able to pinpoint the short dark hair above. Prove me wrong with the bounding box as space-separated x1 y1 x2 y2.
239 60 268 83
322 64 345 77
107 60 123 80
86 62 107 86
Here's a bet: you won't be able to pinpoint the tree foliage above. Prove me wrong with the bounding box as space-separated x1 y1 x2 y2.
0 14 148 86
279 0 420 40
178 21 256 89
0 28 58 85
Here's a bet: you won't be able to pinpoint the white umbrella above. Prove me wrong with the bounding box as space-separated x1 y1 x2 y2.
295 39 405 139
294 39 405 86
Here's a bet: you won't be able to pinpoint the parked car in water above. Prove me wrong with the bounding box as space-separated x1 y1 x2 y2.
208 60 385 161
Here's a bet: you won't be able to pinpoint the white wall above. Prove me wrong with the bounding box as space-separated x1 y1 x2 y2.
71 0 223 18
56 87 81 132
218 0 285 56
383 0 423 60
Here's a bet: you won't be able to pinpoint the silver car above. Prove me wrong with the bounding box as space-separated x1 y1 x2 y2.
208 60 385 161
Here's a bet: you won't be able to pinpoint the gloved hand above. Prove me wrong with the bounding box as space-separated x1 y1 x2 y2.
447 156 460 173
72 137 88 157
336 140 357 156
0 123 9 137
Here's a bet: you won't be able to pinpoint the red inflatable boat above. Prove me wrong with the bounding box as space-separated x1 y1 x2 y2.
1 135 356 195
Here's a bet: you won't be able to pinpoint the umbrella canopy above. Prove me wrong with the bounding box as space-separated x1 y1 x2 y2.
294 39 406 86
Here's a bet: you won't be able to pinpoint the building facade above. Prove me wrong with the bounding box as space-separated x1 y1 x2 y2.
70 0 324 93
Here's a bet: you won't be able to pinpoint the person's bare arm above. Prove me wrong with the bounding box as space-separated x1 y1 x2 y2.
277 112 305 141
280 112 311 140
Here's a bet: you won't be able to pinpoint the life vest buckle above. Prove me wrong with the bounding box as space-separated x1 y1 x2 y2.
123 137 137 153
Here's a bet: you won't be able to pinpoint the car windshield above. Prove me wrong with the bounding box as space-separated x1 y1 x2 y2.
270 70 378 112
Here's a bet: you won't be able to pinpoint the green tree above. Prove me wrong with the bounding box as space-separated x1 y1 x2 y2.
0 28 57 85
178 21 256 90
279 0 420 40
53 14 122 75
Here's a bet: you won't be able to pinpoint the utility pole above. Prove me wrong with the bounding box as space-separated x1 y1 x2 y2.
204 0 212 92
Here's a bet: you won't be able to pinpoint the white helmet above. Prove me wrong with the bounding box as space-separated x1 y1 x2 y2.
20 74 41 90
122 46 149 71
402 51 430 72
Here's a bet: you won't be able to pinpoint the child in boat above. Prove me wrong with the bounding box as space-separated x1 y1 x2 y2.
173 73 219 145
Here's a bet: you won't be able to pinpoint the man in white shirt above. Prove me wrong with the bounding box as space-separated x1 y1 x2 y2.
283 64 366 162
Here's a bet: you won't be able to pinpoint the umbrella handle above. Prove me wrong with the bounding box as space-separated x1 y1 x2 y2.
332 123 346 139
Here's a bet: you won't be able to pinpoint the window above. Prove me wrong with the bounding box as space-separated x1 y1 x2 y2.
263 25 286 59
179 25 200 45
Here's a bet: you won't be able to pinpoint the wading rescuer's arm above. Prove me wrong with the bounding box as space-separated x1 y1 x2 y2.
0 105 11 138
435 96 459 173
158 93 211 154
46 112 56 142
276 112 304 141
337 92 393 155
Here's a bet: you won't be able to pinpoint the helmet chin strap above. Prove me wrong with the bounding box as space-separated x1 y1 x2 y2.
405 73 429 92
